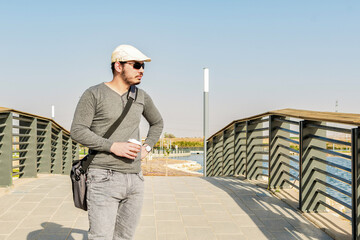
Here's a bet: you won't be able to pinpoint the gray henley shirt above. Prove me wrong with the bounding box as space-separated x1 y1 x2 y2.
70 82 163 173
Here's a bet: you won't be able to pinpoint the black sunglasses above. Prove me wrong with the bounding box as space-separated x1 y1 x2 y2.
121 61 145 70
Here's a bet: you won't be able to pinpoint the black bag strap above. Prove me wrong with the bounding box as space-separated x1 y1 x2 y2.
81 85 137 171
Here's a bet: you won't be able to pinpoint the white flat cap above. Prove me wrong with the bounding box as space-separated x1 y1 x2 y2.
111 44 151 63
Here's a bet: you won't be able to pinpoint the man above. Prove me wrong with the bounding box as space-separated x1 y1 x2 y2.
71 44 163 240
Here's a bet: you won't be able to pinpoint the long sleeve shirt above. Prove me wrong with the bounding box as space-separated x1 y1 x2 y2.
70 83 163 173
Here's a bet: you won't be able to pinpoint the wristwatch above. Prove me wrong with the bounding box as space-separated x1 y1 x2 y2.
144 144 152 152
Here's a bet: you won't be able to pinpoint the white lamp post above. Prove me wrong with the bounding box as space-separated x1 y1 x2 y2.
203 68 209 177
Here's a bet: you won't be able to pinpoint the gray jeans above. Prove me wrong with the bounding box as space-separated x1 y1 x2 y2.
86 168 144 240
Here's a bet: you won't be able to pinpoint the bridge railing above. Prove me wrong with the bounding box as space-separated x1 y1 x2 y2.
206 108 360 239
0 107 79 187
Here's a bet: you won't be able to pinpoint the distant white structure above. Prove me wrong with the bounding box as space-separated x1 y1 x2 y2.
335 100 338 112
51 105 55 120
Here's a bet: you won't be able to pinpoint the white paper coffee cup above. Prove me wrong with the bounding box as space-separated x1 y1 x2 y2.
128 139 142 146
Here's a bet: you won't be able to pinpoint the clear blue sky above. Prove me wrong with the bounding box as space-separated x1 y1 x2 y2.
1 1 359 137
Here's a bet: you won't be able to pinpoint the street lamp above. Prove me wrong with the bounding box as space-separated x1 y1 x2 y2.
203 68 209 177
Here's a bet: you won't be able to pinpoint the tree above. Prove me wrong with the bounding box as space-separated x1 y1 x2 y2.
164 132 176 138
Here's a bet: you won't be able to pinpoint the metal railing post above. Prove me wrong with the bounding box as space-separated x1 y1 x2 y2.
20 115 37 178
246 119 264 180
37 120 52 173
351 127 360 240
268 116 272 189
72 140 79 162
234 122 246 177
212 135 223 176
206 139 213 177
245 121 249 179
51 125 63 174
269 115 291 189
223 127 235 176
0 112 13 186
221 131 225 176
233 124 236 177
62 134 72 174
300 120 327 212
299 121 304 210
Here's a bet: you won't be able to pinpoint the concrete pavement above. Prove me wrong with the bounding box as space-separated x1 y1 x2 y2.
0 174 333 240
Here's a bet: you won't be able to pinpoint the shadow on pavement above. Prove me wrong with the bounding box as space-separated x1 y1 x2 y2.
202 176 335 240
27 222 87 240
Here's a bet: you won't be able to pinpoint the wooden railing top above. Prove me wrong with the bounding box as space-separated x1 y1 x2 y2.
0 107 70 135
208 108 360 140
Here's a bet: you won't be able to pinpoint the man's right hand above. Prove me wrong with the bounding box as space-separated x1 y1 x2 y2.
110 142 141 159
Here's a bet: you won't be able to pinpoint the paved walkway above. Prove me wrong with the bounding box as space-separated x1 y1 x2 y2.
0 174 333 240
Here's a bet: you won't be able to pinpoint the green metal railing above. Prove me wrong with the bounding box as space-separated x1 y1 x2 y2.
0 108 79 187
206 109 360 240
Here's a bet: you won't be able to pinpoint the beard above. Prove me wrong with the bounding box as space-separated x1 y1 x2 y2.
121 69 141 86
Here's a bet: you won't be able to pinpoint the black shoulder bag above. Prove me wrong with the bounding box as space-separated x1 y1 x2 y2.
70 85 138 211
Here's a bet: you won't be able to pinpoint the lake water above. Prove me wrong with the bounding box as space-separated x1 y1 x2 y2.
288 156 351 207
169 154 352 208
169 153 205 173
